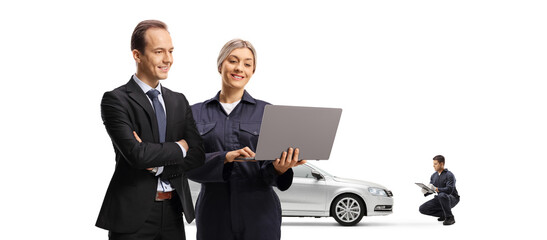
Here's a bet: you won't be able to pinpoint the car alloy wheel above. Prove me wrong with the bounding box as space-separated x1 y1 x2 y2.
331 194 365 226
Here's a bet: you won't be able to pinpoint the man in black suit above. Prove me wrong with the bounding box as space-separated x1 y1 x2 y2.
96 20 205 240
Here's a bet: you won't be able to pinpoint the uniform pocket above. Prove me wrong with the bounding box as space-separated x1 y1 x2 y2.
196 122 218 152
196 122 216 136
239 123 260 136
238 122 261 149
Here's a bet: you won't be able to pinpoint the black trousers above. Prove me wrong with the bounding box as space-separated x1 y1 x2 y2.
419 192 459 218
109 197 185 240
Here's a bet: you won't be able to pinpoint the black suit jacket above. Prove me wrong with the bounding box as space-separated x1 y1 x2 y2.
96 78 205 233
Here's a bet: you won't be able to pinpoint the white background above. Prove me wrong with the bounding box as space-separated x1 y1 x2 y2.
1 0 546 239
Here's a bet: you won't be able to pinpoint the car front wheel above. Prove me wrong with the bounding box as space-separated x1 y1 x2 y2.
331 194 365 226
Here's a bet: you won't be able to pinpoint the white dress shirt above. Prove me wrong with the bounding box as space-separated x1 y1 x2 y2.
133 74 187 192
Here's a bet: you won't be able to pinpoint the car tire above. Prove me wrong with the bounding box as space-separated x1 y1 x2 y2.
330 194 365 226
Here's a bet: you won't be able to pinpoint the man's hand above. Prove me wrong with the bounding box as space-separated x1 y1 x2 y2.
133 131 153 171
428 184 438 193
133 131 142 143
177 139 188 152
133 130 188 163
273 148 307 175
225 147 256 163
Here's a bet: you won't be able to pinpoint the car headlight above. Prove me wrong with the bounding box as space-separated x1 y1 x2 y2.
368 187 387 197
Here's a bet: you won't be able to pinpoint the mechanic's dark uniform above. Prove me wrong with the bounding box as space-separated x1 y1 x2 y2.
187 91 293 240
419 169 460 218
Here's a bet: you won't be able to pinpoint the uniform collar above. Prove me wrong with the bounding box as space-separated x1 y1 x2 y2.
438 168 448 175
205 90 257 105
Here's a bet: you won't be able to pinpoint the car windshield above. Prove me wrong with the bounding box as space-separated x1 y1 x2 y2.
307 163 333 177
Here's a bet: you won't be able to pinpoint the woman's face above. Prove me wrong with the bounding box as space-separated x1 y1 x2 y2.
221 47 255 91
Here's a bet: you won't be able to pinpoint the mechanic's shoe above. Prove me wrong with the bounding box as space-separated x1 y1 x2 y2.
443 216 455 225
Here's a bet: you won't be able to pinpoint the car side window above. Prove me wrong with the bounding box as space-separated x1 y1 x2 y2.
293 165 314 179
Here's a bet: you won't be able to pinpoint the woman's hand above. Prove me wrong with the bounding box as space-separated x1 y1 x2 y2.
225 146 256 163
273 147 307 175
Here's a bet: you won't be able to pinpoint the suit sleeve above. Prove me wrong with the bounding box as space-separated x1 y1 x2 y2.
160 98 205 180
101 91 184 169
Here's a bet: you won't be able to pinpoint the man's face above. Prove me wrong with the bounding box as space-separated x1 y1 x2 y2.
433 160 444 172
135 28 173 85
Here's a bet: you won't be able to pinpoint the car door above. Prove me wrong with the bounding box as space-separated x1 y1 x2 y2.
275 164 328 216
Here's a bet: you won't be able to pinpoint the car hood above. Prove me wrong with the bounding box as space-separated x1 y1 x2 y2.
332 176 388 189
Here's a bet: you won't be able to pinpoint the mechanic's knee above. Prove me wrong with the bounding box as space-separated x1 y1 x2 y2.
437 192 448 199
419 204 427 214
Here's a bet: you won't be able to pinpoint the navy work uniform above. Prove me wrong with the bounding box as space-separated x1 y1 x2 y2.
419 169 460 219
187 91 293 240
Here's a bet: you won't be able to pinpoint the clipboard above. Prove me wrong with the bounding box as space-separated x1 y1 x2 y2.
415 183 436 194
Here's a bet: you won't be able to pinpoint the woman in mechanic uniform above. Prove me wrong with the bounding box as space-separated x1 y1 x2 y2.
187 39 306 240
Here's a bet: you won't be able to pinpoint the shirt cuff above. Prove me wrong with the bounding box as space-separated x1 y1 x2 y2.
175 142 188 158
155 143 186 177
155 166 163 176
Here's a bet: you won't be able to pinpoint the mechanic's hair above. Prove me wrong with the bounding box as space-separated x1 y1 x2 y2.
131 20 168 55
217 39 257 73
433 155 445 164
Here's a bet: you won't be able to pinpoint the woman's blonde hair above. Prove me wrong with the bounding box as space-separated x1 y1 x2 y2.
217 39 257 73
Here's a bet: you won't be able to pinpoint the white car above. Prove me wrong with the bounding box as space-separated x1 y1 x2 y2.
188 163 393 226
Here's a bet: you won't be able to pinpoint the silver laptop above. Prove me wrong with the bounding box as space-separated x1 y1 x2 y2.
239 105 342 161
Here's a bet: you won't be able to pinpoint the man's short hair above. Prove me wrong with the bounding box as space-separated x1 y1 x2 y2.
131 20 168 55
433 155 445 164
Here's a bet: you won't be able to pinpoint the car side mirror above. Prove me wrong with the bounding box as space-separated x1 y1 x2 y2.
311 170 323 180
